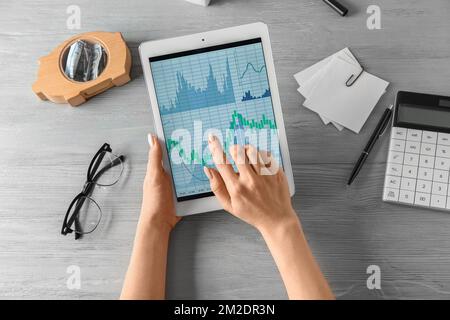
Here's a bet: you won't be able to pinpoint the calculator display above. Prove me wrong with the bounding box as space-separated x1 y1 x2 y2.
397 103 450 130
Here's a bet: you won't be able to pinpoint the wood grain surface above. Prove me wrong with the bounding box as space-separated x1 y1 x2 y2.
0 0 450 299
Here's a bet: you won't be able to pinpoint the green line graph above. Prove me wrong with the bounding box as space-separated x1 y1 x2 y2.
167 111 277 166
230 110 277 130
167 138 211 166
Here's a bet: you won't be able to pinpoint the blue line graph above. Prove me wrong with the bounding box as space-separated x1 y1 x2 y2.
239 62 266 79
160 59 235 115
242 88 271 101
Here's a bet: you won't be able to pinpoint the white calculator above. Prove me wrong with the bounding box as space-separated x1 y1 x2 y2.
383 91 450 211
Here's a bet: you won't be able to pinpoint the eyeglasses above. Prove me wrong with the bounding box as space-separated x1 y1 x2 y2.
61 143 125 240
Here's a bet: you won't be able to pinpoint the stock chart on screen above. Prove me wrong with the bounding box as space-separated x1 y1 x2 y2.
150 39 281 199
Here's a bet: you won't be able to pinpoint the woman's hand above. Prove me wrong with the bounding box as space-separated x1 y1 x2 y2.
120 134 179 300
204 135 334 300
203 134 298 233
139 134 180 232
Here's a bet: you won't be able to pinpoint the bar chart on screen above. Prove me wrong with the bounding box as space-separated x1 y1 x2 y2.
150 40 280 197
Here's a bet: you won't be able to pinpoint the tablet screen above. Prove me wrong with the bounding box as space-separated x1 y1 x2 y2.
150 38 281 201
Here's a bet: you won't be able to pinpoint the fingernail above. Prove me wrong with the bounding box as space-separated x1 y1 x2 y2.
208 134 216 143
203 166 212 179
147 134 153 147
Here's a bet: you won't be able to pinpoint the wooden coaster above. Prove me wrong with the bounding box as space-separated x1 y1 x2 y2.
32 31 131 106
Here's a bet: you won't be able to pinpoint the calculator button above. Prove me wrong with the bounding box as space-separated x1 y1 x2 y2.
386 163 402 176
402 165 418 179
435 157 450 171
399 190 414 204
431 195 447 209
383 188 399 201
389 139 405 152
420 143 436 156
388 151 404 164
438 133 450 146
407 129 422 142
385 176 401 189
433 170 449 183
418 167 433 181
432 182 448 196
392 127 407 140
416 180 432 193
401 177 416 191
419 155 435 168
415 192 430 206
405 141 420 154
403 153 419 166
436 145 450 158
422 131 437 144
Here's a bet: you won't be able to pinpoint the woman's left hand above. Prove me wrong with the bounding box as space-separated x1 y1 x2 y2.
139 134 181 231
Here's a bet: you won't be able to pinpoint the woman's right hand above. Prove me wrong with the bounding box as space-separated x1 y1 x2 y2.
203 135 334 300
203 134 299 233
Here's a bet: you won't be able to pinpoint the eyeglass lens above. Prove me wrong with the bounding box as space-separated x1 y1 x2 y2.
91 151 124 186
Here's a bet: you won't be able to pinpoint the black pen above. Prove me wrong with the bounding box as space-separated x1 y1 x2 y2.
347 105 394 185
323 0 348 16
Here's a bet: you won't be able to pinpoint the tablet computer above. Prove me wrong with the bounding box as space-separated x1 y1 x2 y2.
139 22 295 216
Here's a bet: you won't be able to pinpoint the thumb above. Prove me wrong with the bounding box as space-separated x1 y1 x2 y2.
204 167 231 212
147 134 163 172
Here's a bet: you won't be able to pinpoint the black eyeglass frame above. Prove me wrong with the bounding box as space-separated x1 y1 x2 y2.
61 143 124 239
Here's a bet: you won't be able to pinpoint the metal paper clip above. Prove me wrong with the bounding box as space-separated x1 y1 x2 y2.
345 66 364 87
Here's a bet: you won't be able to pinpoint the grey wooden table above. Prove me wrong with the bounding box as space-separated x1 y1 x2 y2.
1 0 450 300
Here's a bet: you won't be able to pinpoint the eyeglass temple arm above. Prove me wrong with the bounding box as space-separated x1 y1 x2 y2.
65 183 96 229
74 217 82 240
88 148 107 180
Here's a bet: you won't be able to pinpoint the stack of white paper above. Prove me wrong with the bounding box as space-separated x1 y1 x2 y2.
294 48 389 133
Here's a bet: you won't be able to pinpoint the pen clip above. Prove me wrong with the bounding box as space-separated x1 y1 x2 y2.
379 105 394 136
345 65 364 87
